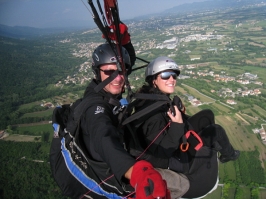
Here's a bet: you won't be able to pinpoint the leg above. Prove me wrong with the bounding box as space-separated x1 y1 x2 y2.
156 168 190 199
182 147 219 198
199 124 240 163
187 109 215 133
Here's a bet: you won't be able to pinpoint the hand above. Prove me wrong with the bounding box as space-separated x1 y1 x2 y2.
167 106 183 123
130 160 167 199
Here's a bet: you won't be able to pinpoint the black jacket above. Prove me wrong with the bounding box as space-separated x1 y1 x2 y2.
80 79 136 181
135 99 185 158
128 91 186 169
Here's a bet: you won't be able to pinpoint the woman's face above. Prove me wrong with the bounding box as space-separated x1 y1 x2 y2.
153 70 177 94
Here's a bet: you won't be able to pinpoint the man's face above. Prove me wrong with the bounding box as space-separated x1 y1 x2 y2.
100 64 125 95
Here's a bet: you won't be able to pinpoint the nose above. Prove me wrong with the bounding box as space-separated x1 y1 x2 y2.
114 72 124 80
168 75 175 80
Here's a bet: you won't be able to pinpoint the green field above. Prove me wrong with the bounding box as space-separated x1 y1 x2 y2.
20 109 54 118
3 134 41 142
15 123 51 133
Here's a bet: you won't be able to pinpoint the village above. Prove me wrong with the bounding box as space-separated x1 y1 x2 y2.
49 18 266 146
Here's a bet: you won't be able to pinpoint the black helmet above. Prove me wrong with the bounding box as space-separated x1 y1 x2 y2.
92 43 131 80
145 56 180 81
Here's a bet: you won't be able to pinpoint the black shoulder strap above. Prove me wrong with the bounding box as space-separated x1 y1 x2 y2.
73 96 102 122
65 96 103 137
133 93 170 101
73 93 122 121
121 93 171 125
94 70 119 93
122 100 168 125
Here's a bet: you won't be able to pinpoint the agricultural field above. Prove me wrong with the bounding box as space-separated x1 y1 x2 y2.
15 123 52 134
3 134 41 142
20 109 53 119
178 82 266 161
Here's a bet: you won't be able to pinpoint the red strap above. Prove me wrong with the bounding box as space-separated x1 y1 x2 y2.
105 0 116 7
104 0 116 25
103 24 130 45
185 130 203 151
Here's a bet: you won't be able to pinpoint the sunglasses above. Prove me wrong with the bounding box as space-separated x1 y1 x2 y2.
100 69 123 76
159 71 178 80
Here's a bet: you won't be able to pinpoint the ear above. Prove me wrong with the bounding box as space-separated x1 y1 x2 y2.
93 68 101 82
153 79 157 88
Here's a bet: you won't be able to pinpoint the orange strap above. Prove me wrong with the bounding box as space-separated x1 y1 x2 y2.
180 142 189 152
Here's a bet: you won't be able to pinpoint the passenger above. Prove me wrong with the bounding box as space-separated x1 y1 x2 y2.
79 44 168 199
128 56 240 198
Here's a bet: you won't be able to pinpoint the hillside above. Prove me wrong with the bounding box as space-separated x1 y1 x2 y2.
0 32 94 129
0 24 92 39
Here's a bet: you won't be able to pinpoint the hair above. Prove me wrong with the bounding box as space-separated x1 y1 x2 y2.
137 75 165 95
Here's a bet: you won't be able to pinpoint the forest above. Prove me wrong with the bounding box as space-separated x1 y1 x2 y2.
0 140 265 198
0 35 87 129
0 141 67 199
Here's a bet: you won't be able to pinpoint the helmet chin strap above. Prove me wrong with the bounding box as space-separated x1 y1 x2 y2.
94 70 119 93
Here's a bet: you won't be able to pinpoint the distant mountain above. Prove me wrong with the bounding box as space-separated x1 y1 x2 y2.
1 0 263 39
163 0 264 15
129 0 264 21
0 24 92 39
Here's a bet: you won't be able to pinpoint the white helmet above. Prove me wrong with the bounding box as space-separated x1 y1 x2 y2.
145 56 180 81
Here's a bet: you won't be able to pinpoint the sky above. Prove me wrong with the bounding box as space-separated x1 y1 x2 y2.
0 0 208 29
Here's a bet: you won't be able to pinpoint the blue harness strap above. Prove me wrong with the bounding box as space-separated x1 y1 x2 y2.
61 137 124 199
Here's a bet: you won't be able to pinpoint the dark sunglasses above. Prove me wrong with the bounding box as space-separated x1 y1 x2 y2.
159 71 178 80
99 69 123 76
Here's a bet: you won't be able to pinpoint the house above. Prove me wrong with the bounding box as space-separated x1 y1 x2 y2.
254 89 261 95
226 99 237 105
191 57 201 61
0 130 5 139
43 103 54 109
190 98 202 106
260 129 266 141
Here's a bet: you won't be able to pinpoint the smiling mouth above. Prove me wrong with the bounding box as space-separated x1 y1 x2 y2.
111 83 122 87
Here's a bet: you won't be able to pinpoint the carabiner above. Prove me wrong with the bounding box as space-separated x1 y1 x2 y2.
180 142 189 152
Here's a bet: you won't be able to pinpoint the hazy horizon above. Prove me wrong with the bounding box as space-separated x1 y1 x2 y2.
0 0 209 29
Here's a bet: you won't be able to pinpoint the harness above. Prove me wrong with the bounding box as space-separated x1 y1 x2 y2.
122 93 203 155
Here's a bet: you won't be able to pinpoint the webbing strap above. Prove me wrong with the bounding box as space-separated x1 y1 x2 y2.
108 97 121 107
73 96 101 122
122 100 167 125
121 93 171 125
94 70 119 93
133 93 170 101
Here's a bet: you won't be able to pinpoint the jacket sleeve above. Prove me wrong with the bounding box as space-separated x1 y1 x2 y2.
82 102 136 181
142 113 185 158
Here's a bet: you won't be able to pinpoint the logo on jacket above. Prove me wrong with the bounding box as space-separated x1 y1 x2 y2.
95 106 105 114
